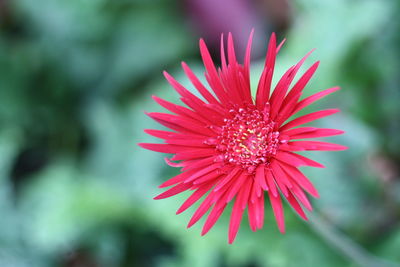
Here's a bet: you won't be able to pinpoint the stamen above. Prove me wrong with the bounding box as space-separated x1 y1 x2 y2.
217 103 280 172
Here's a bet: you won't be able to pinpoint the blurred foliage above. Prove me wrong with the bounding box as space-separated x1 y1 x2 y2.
0 0 400 266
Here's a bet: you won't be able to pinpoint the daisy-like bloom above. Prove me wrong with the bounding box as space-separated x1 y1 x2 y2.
139 31 347 244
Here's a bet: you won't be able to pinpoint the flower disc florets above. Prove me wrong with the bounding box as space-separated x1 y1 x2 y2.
217 104 280 172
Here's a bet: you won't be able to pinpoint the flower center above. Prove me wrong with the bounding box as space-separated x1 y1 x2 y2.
216 104 280 172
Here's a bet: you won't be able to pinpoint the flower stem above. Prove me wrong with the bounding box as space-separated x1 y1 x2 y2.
308 212 399 267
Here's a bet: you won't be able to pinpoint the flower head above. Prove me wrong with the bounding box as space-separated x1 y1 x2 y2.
139 31 347 243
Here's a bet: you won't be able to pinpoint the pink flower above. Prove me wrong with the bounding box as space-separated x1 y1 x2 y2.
139 31 347 244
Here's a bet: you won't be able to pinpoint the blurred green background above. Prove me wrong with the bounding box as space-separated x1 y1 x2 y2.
1 0 400 266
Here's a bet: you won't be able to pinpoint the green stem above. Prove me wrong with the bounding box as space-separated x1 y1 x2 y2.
309 212 400 267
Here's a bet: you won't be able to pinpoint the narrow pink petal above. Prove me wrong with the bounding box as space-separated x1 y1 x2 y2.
250 179 261 203
140 143 209 155
226 171 248 203
271 161 293 189
268 191 285 233
181 62 220 105
255 69 268 107
283 127 345 139
238 71 252 103
286 191 308 220
247 198 258 232
249 191 265 230
280 109 340 131
179 96 225 123
290 182 313 211
255 165 269 190
228 201 245 244
176 182 214 214
218 33 244 105
255 193 265 229
152 95 209 125
276 151 325 168
278 162 319 198
265 169 278 197
288 141 348 151
256 33 276 108
293 87 340 114
275 92 302 125
181 156 217 172
270 50 315 118
271 163 289 197
203 103 228 117
146 112 214 136
158 168 199 188
275 151 307 167
199 39 230 104
248 181 264 231
144 129 205 140
201 202 227 235
289 153 325 168
164 71 208 108
187 192 214 228
172 148 216 161
264 33 277 67
183 163 221 183
240 180 253 210
138 143 183 154
212 184 232 208
154 183 192 200
165 138 209 147
282 127 317 136
193 169 222 185
144 129 176 139
228 180 251 244
164 157 185 168
278 143 305 152
213 167 241 192
281 61 320 109
220 33 228 71
227 32 237 66
147 116 196 134
277 64 321 126
244 29 254 86
269 66 296 117
220 69 243 105
146 112 199 135
276 38 286 53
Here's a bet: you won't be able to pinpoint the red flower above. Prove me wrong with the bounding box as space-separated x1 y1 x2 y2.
139 31 347 244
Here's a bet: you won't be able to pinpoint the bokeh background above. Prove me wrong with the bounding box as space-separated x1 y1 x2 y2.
1 0 400 266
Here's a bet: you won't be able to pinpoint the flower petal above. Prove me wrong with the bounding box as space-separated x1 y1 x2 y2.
280 109 340 131
283 127 345 139
255 165 269 191
278 162 319 198
199 39 230 104
270 49 314 119
181 62 220 105
288 141 348 151
292 87 340 114
176 182 214 214
281 61 320 111
256 33 277 108
268 191 285 233
228 180 252 244
286 191 308 220
187 192 214 228
201 202 227 235
154 183 192 200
